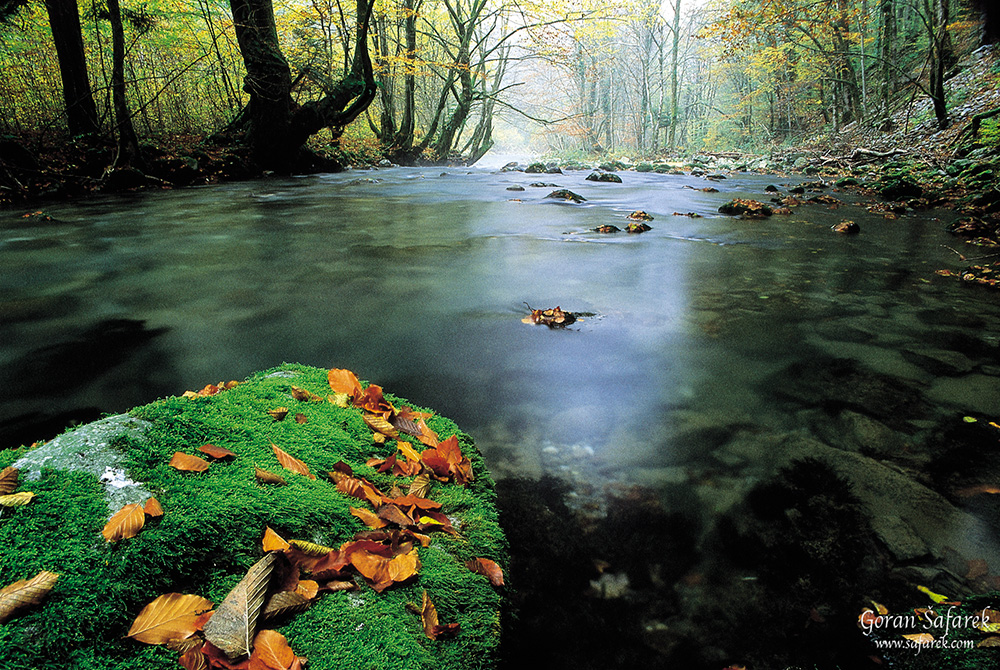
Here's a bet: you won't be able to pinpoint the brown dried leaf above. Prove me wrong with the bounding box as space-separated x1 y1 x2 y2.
248 629 296 670
294 580 319 600
178 647 209 670
271 444 315 480
466 558 505 587
267 408 289 421
202 553 277 659
261 591 310 622
0 570 58 625
255 468 287 486
293 413 308 424
102 503 146 542
144 497 164 518
127 593 214 645
351 506 387 529
290 386 321 402
169 452 210 473
420 590 460 640
262 527 290 553
978 636 1000 648
363 413 399 438
0 466 18 495
199 444 237 460
408 474 432 499
168 635 207 654
327 368 362 396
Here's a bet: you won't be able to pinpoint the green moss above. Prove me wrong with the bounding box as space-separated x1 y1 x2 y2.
0 364 506 670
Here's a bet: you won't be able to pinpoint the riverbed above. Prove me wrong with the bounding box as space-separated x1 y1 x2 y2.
2 166 999 667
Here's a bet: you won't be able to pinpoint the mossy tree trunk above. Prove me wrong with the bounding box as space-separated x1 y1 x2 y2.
228 0 377 171
107 0 144 169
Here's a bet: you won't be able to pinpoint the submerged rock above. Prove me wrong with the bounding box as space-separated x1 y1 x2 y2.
546 189 587 203
718 199 773 218
586 172 623 183
0 364 506 670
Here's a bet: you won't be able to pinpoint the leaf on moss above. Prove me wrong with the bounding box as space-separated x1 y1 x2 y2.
202 641 252 669
169 452 211 473
293 413 308 424
199 444 237 460
267 407 289 421
408 474 432 499
978 636 1000 647
289 386 321 402
144 497 164 518
127 593 214 645
247 629 297 670
261 591 310 622
294 580 319 600
0 466 18 494
288 539 335 556
102 502 146 542
255 468 287 486
262 527 290 553
363 413 399 438
902 633 934 644
415 419 439 448
466 558 504 587
420 590 460 640
327 368 362 397
0 491 35 507
271 444 315 480
202 553 277 659
168 635 207 654
351 506 387 529
0 570 58 625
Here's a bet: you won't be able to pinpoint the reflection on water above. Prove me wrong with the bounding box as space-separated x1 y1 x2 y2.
2 167 1000 665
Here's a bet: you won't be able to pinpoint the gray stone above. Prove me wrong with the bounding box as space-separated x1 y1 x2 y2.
928 374 1000 415
870 515 929 561
901 347 975 376
13 414 153 512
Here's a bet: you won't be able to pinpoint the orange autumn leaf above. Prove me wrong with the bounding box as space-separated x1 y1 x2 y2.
127 593 214 645
263 527 290 553
179 647 209 670
295 580 319 600
397 441 422 463
271 444 315 480
248 629 296 670
363 412 399 438
387 551 421 583
353 384 395 418
169 452 211 473
199 444 237 460
351 506 387 529
415 419 439 448
327 368 362 396
420 590 460 640
289 386 321 402
902 633 935 644
102 503 146 542
144 497 164 518
466 558 504 587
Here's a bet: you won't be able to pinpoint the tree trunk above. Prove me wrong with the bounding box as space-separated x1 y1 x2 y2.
927 0 950 129
880 0 896 113
107 0 143 168
229 0 377 170
394 0 420 151
668 0 681 147
44 0 101 136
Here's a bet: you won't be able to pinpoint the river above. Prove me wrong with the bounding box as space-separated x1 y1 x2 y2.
2 166 999 667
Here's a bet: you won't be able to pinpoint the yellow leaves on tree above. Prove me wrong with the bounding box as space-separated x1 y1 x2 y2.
0 570 59 625
127 593 214 645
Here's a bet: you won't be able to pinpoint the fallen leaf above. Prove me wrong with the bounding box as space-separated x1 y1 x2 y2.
169 635 208 654
202 641 252 670
200 444 237 460
408 474 432 499
202 553 277 659
267 408 289 421
327 368 362 397
288 539 336 556
978 636 1000 647
351 507 387 529
870 600 889 616
179 647 209 670
0 466 18 494
169 452 211 473
127 593 214 645
247 629 296 670
261 591 310 622
0 570 59 625
294 413 308 424
271 444 315 480
102 502 146 542
466 558 504 587
977 609 1000 633
144 497 164 518
263 527 290 553
363 413 399 438
420 590 460 640
290 386 321 402
255 468 287 486
902 633 935 644
0 491 36 507
294 580 319 600
917 585 950 604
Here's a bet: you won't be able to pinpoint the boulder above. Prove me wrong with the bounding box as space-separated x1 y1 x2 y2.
876 174 923 200
0 364 506 670
586 172 623 183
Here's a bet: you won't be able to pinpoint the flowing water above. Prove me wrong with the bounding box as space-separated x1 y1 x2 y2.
2 166 999 666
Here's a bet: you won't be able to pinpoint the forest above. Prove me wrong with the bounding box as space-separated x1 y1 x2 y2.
0 0 998 193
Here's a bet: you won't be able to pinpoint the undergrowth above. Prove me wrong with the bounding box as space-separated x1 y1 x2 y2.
0 363 506 670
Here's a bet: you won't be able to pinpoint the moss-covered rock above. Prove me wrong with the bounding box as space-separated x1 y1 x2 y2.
876 174 923 200
0 363 506 670
718 199 773 218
